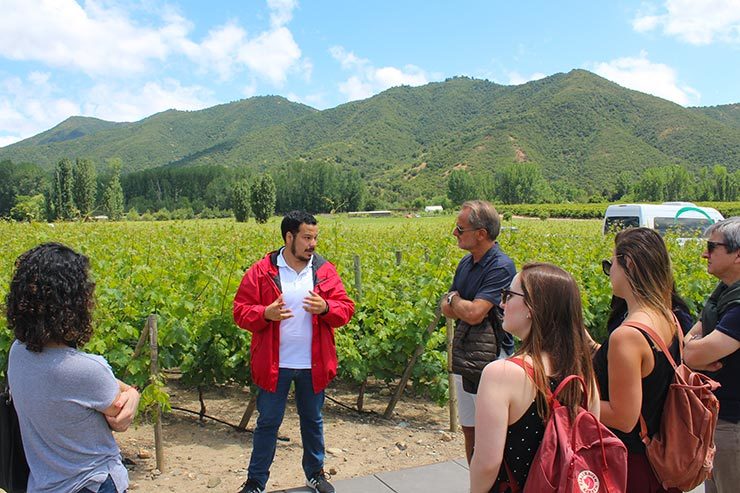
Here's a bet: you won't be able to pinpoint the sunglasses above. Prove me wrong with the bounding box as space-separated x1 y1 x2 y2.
454 225 481 235
601 259 612 276
501 288 525 304
707 240 729 254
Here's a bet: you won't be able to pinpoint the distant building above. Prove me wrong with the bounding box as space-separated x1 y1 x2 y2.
424 205 444 213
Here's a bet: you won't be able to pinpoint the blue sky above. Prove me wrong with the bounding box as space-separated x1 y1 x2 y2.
1 0 739 147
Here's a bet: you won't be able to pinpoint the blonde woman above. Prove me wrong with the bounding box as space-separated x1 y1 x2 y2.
590 227 681 493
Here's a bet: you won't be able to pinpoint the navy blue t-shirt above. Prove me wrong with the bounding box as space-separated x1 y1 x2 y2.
710 305 740 422
450 243 516 353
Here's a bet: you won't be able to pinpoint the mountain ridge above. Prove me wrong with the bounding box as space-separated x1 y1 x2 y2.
1 70 738 198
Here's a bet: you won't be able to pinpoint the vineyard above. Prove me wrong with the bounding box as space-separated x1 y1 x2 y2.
0 215 717 410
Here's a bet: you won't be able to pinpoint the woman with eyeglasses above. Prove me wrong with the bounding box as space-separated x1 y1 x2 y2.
470 262 599 493
588 227 681 493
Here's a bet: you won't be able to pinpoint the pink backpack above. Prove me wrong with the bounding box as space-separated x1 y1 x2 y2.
626 321 720 491
503 358 627 493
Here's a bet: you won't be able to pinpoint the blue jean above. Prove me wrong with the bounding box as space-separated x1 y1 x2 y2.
248 368 325 488
78 475 120 493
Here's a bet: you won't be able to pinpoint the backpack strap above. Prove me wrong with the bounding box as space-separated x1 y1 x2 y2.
509 357 588 408
500 459 522 493
621 314 682 370
508 357 542 390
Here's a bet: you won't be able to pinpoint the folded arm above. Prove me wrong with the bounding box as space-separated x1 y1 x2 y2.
103 380 140 432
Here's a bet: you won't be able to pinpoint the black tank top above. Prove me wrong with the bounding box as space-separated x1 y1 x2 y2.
592 325 679 453
490 379 558 492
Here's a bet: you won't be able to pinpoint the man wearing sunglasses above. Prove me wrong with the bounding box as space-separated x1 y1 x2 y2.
683 217 740 493
441 200 516 464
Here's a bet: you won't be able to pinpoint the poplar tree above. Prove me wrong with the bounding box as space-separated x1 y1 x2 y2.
251 174 276 224
232 181 251 222
52 158 76 220
103 161 125 220
73 158 97 218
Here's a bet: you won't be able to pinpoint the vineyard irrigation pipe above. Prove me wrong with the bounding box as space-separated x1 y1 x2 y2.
169 405 291 442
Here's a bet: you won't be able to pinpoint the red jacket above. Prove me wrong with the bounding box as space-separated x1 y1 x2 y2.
233 251 354 392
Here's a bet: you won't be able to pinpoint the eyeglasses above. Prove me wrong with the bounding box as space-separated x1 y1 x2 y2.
453 225 481 235
501 288 525 304
601 259 612 276
707 240 729 254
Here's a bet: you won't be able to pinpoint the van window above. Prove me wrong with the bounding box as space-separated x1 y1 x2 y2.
654 217 714 236
604 216 640 234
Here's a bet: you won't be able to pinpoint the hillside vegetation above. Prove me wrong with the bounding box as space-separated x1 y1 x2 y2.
0 70 738 202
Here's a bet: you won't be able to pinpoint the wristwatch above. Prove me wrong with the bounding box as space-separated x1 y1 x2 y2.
447 292 458 305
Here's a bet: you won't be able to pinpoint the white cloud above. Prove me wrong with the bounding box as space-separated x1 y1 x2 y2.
0 0 306 85
236 27 303 85
507 71 547 85
267 0 298 28
0 73 214 144
330 46 432 102
82 80 213 122
0 136 22 148
633 0 740 45
592 52 699 106
0 73 81 143
0 0 181 76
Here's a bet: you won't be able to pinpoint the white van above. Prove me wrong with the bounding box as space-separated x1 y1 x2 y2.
603 202 724 235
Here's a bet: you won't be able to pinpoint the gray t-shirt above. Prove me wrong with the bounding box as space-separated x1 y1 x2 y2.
8 341 129 493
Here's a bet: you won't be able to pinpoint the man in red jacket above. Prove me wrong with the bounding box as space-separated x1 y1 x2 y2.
233 210 354 493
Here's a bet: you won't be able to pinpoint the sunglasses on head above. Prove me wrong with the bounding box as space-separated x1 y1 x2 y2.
501 288 525 304
707 240 729 254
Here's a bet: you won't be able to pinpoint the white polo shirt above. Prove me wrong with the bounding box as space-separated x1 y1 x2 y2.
277 248 314 369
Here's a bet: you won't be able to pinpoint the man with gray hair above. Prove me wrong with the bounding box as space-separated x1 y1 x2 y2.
441 200 516 464
684 216 740 493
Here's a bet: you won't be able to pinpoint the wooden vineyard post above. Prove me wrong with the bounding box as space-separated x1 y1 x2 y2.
395 250 402 266
353 254 362 300
352 254 368 411
131 321 150 359
446 317 458 432
383 307 442 419
148 314 165 472
238 392 258 430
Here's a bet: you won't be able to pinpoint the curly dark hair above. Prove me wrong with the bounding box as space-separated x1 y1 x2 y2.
6 242 95 352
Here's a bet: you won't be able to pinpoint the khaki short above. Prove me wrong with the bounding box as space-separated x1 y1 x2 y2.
453 348 511 428
453 373 477 427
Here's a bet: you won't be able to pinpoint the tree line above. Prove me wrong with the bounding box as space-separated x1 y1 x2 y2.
447 163 740 206
2 157 738 223
0 158 366 222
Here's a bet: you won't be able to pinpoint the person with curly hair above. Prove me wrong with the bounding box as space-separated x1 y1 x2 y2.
6 242 140 493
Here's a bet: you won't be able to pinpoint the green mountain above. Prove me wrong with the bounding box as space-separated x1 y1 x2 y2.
1 70 738 199
1 96 317 173
690 103 740 129
22 116 128 145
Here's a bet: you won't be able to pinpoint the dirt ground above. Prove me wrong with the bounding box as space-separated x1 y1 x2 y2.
118 379 465 492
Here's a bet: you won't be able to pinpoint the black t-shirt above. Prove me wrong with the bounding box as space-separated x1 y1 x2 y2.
707 305 740 422
450 243 516 352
